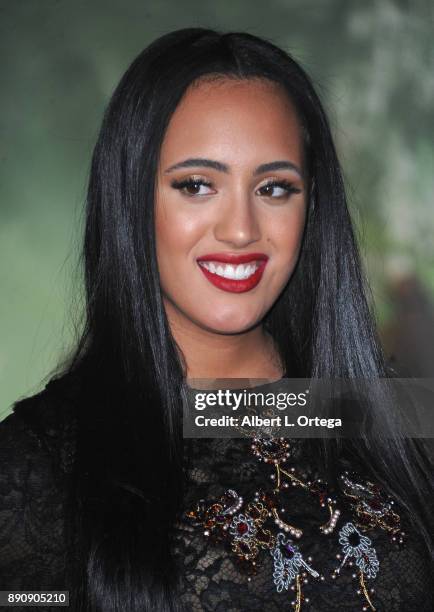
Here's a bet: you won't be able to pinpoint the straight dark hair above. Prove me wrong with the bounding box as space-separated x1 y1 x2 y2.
52 28 432 611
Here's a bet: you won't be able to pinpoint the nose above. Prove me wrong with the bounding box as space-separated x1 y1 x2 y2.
213 189 261 248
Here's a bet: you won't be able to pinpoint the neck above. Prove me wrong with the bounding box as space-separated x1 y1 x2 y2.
165 303 283 381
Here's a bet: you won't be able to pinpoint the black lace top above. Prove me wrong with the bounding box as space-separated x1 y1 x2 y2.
0 377 432 611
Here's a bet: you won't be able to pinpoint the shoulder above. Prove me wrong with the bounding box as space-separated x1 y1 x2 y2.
0 373 81 589
0 372 80 475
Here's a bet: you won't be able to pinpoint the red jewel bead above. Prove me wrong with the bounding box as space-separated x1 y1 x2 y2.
239 541 251 554
237 522 249 535
369 498 383 511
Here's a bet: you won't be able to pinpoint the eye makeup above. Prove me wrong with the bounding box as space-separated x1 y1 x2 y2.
170 177 214 196
170 176 302 200
257 179 302 199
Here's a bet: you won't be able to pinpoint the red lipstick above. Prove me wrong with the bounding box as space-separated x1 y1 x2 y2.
196 252 269 293
197 252 268 265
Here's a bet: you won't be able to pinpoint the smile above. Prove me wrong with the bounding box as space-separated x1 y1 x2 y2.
198 261 259 280
196 253 269 293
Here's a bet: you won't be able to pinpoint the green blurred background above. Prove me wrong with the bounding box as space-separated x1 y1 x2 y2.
1 0 433 419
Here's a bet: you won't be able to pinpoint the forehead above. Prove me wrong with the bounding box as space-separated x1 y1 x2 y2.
159 77 304 165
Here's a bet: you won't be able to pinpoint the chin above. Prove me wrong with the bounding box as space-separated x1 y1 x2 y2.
200 310 262 335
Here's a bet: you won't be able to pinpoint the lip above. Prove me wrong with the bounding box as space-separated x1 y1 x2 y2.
196 252 269 294
197 252 268 265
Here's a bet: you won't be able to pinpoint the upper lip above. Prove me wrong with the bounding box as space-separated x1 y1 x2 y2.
196 252 269 264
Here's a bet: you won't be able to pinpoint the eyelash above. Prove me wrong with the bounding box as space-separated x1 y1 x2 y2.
170 177 301 200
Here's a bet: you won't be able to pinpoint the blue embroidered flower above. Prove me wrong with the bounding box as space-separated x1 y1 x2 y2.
338 522 379 579
357 547 380 579
230 513 257 542
273 555 297 592
271 533 319 592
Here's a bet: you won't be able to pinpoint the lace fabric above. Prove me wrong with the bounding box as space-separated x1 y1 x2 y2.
0 384 76 596
175 437 433 611
0 379 432 611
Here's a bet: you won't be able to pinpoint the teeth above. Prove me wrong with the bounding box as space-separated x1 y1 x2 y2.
199 261 260 280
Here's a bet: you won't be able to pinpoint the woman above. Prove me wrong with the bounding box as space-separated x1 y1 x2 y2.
0 28 432 611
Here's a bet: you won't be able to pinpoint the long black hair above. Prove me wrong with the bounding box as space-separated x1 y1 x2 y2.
52 28 432 611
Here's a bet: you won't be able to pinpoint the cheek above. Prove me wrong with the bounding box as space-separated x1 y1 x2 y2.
155 203 204 261
267 204 307 272
155 202 212 302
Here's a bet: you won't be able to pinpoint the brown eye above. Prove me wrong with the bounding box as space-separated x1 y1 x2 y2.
260 184 278 196
171 178 214 197
257 180 302 199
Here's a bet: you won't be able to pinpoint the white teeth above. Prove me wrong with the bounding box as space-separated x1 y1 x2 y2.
199 261 260 280
235 264 244 280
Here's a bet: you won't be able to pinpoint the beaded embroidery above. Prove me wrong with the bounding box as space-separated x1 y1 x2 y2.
186 438 404 611
340 471 405 543
332 522 380 611
271 533 320 608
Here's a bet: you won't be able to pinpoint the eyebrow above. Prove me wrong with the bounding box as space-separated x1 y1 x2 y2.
164 158 303 178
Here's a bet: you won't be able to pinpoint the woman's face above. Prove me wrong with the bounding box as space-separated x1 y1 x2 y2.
155 77 307 335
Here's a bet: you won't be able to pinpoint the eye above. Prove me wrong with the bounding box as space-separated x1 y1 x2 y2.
256 180 302 200
171 177 215 197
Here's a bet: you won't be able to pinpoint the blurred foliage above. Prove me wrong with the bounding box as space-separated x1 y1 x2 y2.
1 0 433 416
